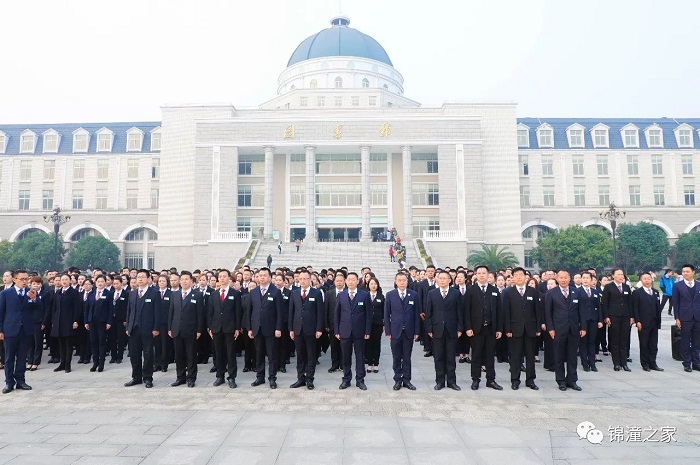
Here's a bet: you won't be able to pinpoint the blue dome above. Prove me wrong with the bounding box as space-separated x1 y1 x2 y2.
287 17 393 67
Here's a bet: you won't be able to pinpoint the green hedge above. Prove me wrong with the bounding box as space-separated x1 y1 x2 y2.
415 239 434 267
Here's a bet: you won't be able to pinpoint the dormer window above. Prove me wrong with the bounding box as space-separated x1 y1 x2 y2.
536 124 554 148
150 127 161 151
645 124 663 148
42 129 60 153
590 124 609 148
96 128 114 152
335 77 343 88
72 128 89 153
566 124 585 148
20 130 36 154
309 79 317 89
126 128 144 152
0 131 7 154
620 124 639 148
517 124 530 148
675 124 694 148
362 78 369 88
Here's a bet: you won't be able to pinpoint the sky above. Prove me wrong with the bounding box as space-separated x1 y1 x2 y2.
1 0 698 123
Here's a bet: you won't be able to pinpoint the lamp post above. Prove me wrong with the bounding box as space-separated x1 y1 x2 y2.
599 202 626 266
43 206 71 270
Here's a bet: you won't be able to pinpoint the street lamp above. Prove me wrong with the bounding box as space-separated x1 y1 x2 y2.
43 206 71 270
599 202 626 266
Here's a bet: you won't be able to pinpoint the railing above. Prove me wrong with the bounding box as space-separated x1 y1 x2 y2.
422 230 466 241
210 231 252 242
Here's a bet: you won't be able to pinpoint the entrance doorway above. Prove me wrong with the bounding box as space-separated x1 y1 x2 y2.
290 227 306 241
317 227 361 242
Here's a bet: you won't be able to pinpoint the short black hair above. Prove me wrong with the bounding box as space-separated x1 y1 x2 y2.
682 264 695 272
12 269 27 277
347 272 359 279
474 265 489 273
258 267 271 276
512 267 526 276
137 269 149 277
180 271 193 279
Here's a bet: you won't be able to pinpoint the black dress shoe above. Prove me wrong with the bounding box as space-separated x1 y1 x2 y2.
2 385 13 394
402 381 417 390
279 367 286 373
251 378 265 387
116 359 122 364
693 366 700 372
97 365 104 372
242 367 251 373
582 366 590 372
187 381 195 388
434 383 444 391
424 351 433 357
162 365 168 372
109 359 116 364
526 383 539 390
153 365 162 372
90 364 98 372
567 383 582 391
290 379 306 388
511 382 520 390
339 381 350 390
170 380 186 387
627 358 633 363
48 358 58 364
465 357 471 364
486 381 503 391
393 382 402 391
213 378 225 387
447 383 461 391
125 379 143 387
145 381 153 388
328 366 339 373
53 365 65 372
306 382 314 390
65 367 71 373
270 381 277 389
228 379 237 388
209 366 217 373
558 385 567 391
614 365 621 371
591 365 598 372
471 380 479 390
651 366 664 372
16 382 32 390
622 365 631 372
685 366 693 372
643 366 651 372
356 382 367 390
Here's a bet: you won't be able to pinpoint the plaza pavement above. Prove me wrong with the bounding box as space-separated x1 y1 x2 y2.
0 311 699 465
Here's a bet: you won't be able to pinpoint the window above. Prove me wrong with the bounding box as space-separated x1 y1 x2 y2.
522 228 533 239
518 155 529 175
520 186 530 207
151 158 160 179
309 79 317 89
150 188 159 209
124 253 155 270
412 183 439 206
369 153 387 174
127 159 139 179
238 155 264 175
623 129 638 147
541 155 553 176
18 190 30 210
20 160 32 181
237 184 264 207
362 78 369 88
97 132 112 152
568 129 583 148
538 129 553 147
0 133 6 153
95 189 107 210
651 154 663 175
72 228 99 241
573 185 586 206
629 185 641 206
597 154 608 176
593 129 608 148
127 132 142 152
627 155 639 175
125 228 158 242
300 96 308 107
572 155 584 176
411 153 438 174
73 159 85 179
653 186 665 206
315 154 361 175
42 190 53 210
412 217 440 238
517 129 529 147
315 184 362 207
290 184 305 207
43 133 59 153
677 129 693 147
97 160 109 180
335 77 343 88
126 189 138 209
236 217 264 234
370 184 387 206
150 131 162 151
351 96 359 106
682 154 693 175
647 128 663 147
368 96 377 106
543 186 555 206
72 189 84 209
524 251 534 269
290 154 305 175
317 96 325 107
43 160 55 180
20 133 35 153
73 133 88 152
334 96 343 107
598 185 610 206
684 186 696 206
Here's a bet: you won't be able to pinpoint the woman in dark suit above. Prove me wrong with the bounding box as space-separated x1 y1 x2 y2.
26 276 47 371
365 277 384 373
84 275 113 372
45 273 81 373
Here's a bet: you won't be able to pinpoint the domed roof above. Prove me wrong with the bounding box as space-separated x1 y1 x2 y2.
287 17 393 67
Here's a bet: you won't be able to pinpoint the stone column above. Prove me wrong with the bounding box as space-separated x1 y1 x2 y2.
305 145 316 242
211 146 221 236
263 145 274 239
402 145 413 239
360 145 371 241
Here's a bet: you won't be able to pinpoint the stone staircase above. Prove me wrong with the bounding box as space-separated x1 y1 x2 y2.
249 240 425 286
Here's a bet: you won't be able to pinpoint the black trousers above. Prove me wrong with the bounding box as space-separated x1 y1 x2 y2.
173 334 198 382
470 327 496 382
553 330 579 385
679 319 700 368
213 331 238 380
390 332 414 382
128 326 154 382
608 315 631 366
89 322 108 365
365 324 383 366
638 325 659 368
420 318 432 352
49 336 59 359
542 331 555 370
197 331 212 363
109 322 128 360
495 336 509 362
4 333 30 386
254 333 279 381
153 331 173 368
77 325 90 360
243 331 256 369
294 332 318 381
457 332 471 355
509 335 536 383
26 326 43 366
660 295 672 314
340 337 366 383
328 331 341 368
58 336 73 369
278 323 291 365
432 334 457 385
596 324 608 353
579 320 599 369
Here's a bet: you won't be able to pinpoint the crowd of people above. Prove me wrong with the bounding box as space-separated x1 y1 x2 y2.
0 261 698 395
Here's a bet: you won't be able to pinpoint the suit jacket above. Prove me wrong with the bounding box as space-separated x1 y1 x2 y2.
84 288 114 325
601 282 632 319
425 287 464 338
545 287 583 335
126 286 163 334
246 285 284 337
279 287 291 326
384 288 421 338
368 292 385 326
503 286 543 337
335 288 372 339
112 288 129 322
463 283 502 335
156 288 172 330
168 289 205 338
671 280 700 322
47 287 82 338
576 286 603 323
289 287 325 335
0 286 36 337
417 279 437 315
632 287 662 330
324 287 344 331
208 286 241 333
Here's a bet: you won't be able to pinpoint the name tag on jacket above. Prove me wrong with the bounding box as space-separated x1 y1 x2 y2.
573 299 579 303
227 296 234 300
145 299 152 303
191 299 197 304
164 297 170 301
283 296 288 300
492 292 498 297
309 297 315 302
358 302 364 306
623 291 629 295
100 295 107 300
267 296 274 301
119 297 126 301
409 300 414 305
527 296 533 301
376 299 382 303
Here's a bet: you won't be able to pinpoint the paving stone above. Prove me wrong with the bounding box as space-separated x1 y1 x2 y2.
282 427 344 448
275 448 344 465
405 447 477 465
207 446 281 465
222 426 288 447
56 444 126 456
344 447 410 465
473 447 549 465
139 445 217 465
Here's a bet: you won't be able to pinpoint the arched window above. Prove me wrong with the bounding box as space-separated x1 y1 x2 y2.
16 229 48 241
309 79 317 89
335 77 343 88
71 228 101 242
124 227 158 242
362 78 369 88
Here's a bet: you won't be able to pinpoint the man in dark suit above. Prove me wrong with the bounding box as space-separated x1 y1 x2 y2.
324 272 345 373
417 266 437 357
0 270 34 393
46 274 82 373
601 268 633 372
426 270 463 391
503 267 543 390
289 270 324 389
109 278 129 364
464 266 502 391
335 272 372 390
545 270 585 391
246 267 284 389
154 274 173 373
84 276 113 372
384 272 421 390
671 264 700 372
273 274 292 373
194 275 214 365
125 269 163 388
168 271 204 388
576 272 603 372
632 272 663 372
208 269 241 388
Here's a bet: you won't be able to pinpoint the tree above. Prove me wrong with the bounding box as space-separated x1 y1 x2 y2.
531 226 613 272
467 244 518 270
670 232 700 269
66 236 121 272
0 240 13 272
616 222 669 274
8 231 64 273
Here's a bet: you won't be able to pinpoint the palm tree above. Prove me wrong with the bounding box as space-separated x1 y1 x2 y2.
467 244 519 270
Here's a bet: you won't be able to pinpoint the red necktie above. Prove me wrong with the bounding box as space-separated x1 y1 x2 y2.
302 289 306 300
220 290 225 303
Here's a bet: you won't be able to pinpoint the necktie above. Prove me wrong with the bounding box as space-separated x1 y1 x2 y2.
302 289 306 300
96 291 101 301
160 290 164 299
400 292 405 301
220 289 225 303
372 294 375 302
182 291 186 300
350 291 355 301
618 285 623 293
441 290 447 299
563 288 569 299
18 289 24 298
261 288 266 297
519 288 524 297
138 289 143 299
586 288 591 298
114 292 120 302
481 286 486 294
647 288 652 296
461 287 465 296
